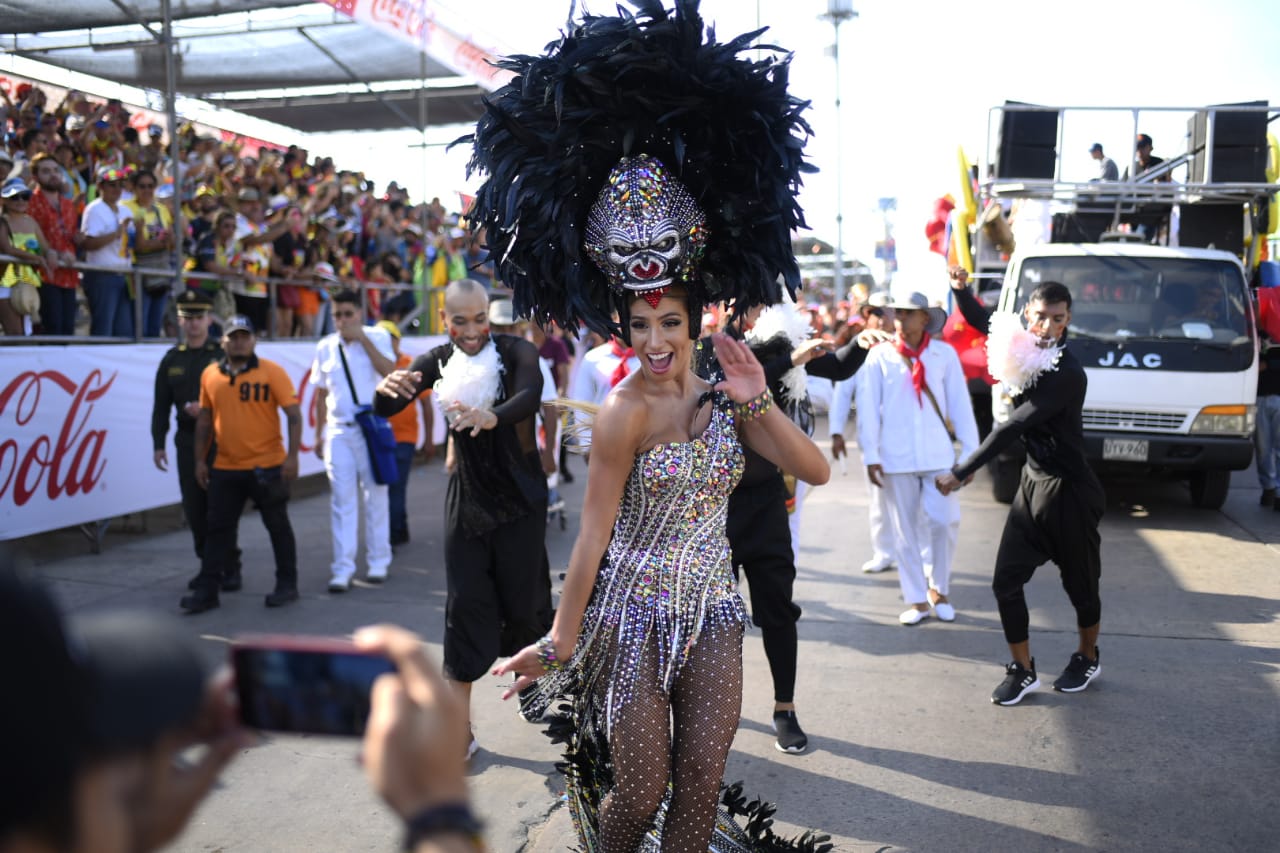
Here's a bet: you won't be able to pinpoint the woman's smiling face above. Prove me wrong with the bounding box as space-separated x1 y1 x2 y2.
628 289 691 381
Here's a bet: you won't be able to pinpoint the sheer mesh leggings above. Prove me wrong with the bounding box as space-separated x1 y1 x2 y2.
598 623 744 852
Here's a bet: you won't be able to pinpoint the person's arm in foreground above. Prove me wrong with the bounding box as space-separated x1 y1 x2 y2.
356 625 481 853
127 670 252 853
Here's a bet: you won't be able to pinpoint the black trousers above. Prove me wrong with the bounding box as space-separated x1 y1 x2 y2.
992 469 1105 645
174 433 240 567
726 475 802 704
442 502 552 683
195 466 296 594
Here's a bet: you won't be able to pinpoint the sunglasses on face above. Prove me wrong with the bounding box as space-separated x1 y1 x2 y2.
136 182 156 190
333 310 358 319
100 181 121 188
6 192 31 202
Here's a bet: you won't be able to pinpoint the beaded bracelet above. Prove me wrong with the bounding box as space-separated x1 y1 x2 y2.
734 389 773 423
534 634 563 672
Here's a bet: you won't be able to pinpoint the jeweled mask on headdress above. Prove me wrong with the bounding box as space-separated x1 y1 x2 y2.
584 155 709 308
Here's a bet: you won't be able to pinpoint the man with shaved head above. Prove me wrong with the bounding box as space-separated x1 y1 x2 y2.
374 278 551 759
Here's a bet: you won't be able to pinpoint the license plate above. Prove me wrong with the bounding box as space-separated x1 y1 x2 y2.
1103 438 1149 462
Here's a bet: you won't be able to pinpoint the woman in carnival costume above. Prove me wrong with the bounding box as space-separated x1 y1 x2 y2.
469 1 834 849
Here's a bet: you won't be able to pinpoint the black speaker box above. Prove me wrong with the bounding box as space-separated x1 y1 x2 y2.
1187 101 1269 182
997 103 1058 179
998 144 1057 179
1190 145 1267 183
1188 101 1267 148
1178 204 1244 254
1001 103 1059 146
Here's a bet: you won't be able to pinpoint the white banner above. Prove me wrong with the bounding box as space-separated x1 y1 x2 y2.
1 337 447 541
318 0 515 92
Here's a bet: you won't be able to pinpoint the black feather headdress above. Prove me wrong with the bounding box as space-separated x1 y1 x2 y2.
460 0 815 339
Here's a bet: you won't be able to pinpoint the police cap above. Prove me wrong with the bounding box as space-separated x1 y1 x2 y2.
175 290 213 317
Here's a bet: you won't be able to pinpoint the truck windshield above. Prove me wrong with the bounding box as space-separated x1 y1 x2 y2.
1016 256 1251 344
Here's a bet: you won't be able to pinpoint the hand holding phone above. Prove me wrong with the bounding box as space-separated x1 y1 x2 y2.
353 625 471 818
231 635 395 736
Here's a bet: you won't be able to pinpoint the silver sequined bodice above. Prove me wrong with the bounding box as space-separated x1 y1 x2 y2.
583 394 748 714
604 398 745 618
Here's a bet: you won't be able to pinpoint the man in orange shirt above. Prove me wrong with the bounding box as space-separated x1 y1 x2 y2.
181 315 302 614
378 320 433 546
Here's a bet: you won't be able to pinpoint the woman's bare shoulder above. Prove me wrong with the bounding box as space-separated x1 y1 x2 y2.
598 382 649 431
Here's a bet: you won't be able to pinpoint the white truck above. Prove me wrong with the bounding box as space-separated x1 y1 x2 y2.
973 102 1276 509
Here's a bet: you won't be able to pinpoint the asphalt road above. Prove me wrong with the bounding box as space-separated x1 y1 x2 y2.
15 416 1280 852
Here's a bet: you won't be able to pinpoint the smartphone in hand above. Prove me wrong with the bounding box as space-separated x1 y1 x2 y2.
231 635 395 736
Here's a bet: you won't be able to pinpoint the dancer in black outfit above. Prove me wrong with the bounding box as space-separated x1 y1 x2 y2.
374 278 552 757
698 303 878 753
937 281 1105 706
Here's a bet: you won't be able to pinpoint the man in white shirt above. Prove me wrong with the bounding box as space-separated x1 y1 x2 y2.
568 334 641 406
77 167 134 337
857 291 979 625
310 290 397 590
566 331 640 449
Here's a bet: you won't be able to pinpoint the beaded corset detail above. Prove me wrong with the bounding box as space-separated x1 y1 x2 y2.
530 392 748 736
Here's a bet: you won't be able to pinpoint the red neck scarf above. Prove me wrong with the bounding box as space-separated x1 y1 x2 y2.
894 332 931 406
609 339 635 387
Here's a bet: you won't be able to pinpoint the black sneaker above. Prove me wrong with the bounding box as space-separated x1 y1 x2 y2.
1053 647 1101 693
179 590 220 614
772 710 808 754
220 571 242 593
264 587 299 608
1261 488 1276 507
991 659 1040 706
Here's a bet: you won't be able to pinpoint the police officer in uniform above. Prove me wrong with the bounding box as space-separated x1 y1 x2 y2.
151 290 240 589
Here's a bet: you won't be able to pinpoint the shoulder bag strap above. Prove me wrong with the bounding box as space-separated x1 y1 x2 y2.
899 351 957 443
337 341 362 406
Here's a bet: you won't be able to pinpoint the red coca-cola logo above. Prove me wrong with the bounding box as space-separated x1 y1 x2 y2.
369 0 427 37
326 0 359 15
0 370 114 507
296 364 320 455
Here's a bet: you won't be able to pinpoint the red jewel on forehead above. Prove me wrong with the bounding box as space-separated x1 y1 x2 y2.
640 287 668 309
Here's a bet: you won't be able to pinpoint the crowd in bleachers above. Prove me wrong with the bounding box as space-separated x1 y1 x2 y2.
0 81 493 340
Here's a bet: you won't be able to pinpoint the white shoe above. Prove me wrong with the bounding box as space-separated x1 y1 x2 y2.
933 601 956 622
861 556 894 573
327 574 352 593
899 607 930 626
366 568 388 584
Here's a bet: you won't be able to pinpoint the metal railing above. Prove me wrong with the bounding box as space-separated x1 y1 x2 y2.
0 254 444 343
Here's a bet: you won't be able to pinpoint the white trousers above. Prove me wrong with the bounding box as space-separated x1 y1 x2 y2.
881 470 959 605
788 478 809 566
324 425 391 581
866 468 896 564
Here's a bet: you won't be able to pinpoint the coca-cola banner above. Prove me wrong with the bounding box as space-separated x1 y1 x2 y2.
317 0 515 92
1 338 447 541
